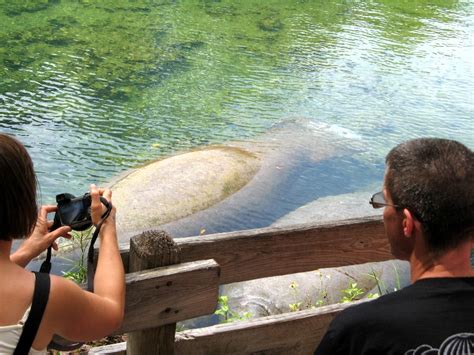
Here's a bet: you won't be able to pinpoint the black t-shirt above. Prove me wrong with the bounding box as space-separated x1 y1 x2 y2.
314 277 474 355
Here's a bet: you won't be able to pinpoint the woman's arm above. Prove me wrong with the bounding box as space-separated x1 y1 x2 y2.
45 185 125 341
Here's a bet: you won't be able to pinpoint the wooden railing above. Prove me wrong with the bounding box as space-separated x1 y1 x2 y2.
89 216 392 354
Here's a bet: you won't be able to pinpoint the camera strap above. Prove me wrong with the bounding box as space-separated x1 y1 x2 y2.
86 205 112 292
39 247 53 273
39 216 61 274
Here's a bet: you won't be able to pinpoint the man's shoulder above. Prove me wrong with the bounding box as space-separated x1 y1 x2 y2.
337 288 409 320
314 295 406 354
334 276 474 326
315 278 474 355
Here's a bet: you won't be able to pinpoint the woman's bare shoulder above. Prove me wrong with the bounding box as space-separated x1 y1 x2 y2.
46 274 122 341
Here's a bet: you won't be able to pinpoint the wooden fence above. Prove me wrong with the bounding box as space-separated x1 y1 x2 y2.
89 215 392 354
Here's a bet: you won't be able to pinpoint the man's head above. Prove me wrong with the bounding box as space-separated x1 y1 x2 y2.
384 138 473 257
0 134 37 241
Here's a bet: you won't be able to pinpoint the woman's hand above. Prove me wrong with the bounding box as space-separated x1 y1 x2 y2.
11 205 71 267
90 184 116 236
90 184 116 230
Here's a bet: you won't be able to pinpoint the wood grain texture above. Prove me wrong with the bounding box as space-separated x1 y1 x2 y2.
127 231 182 355
88 342 126 354
177 216 390 284
174 299 372 355
115 216 390 284
118 259 220 334
90 300 371 355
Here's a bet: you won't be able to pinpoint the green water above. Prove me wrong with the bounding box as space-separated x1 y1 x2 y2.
1 1 473 216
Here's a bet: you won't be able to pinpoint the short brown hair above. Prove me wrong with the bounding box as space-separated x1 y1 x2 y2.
0 134 38 240
385 138 474 254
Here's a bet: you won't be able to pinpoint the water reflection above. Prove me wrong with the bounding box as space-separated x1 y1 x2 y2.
0 0 472 211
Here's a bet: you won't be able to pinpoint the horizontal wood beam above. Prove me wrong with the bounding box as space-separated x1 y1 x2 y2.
89 299 371 354
178 216 390 284
115 216 391 285
118 259 220 334
174 299 371 354
88 342 126 354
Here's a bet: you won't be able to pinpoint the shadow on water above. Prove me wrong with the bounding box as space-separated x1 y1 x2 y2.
160 154 385 238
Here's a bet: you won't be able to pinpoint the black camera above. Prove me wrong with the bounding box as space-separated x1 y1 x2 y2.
53 193 110 231
41 191 113 351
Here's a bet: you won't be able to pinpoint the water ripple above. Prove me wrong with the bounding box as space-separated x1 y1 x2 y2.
1 0 473 211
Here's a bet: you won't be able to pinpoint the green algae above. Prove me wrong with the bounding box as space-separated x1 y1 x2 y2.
1 0 463 102
1 0 471 199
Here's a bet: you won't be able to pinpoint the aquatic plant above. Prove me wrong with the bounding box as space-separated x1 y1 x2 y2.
214 295 252 323
368 262 401 295
289 281 302 312
340 282 364 303
61 228 93 285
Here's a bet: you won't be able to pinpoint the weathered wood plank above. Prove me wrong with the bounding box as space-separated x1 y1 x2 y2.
88 342 126 354
174 299 371 355
118 259 220 334
115 216 390 284
88 299 371 354
127 230 182 354
178 216 390 284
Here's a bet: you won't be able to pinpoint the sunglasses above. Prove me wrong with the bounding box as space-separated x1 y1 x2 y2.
369 191 400 209
369 192 423 222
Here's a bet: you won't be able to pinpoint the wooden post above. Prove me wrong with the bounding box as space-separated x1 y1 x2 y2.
127 230 181 355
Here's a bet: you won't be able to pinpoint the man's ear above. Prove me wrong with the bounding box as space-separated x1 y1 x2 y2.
402 209 415 238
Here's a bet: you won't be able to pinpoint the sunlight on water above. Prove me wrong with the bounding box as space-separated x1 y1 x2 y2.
0 1 472 229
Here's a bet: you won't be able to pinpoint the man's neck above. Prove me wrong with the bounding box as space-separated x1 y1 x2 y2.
410 241 474 282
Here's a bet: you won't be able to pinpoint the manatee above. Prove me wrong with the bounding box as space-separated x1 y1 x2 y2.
110 146 260 243
155 118 364 237
272 189 383 226
220 260 410 318
35 118 363 261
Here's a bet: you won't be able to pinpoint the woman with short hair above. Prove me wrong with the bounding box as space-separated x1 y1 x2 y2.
0 133 125 354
